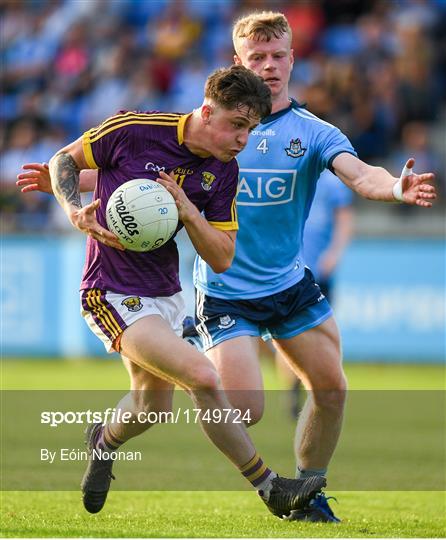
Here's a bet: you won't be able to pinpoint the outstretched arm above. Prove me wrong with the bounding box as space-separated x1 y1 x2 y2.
17 163 98 194
333 154 436 207
48 138 123 250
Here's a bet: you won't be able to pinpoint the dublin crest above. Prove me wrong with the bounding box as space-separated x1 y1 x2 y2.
217 315 236 329
285 138 306 158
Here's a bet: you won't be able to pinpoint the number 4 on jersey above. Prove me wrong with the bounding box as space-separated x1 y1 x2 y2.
256 138 269 154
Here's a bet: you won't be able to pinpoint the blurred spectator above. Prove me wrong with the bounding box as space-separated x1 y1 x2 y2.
151 1 201 61
2 119 42 184
53 22 90 83
170 57 208 112
80 41 133 129
389 121 444 199
0 118 60 231
394 21 439 126
146 0 202 96
283 0 325 59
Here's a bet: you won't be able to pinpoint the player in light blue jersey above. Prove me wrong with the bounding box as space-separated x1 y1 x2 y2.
194 99 355 299
193 11 436 523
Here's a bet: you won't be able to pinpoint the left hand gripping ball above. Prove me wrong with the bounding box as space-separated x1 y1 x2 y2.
106 179 178 252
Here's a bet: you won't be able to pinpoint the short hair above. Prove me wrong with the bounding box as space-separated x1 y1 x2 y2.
205 64 272 119
232 11 292 55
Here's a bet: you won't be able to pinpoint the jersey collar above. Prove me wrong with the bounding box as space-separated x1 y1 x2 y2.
260 98 302 125
177 113 192 145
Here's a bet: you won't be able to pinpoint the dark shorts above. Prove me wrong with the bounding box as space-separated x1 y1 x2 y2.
195 268 333 352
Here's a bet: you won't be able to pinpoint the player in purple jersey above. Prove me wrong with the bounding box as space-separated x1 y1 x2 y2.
79 109 242 299
21 65 326 518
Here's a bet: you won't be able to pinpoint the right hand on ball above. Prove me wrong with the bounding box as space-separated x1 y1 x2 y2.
70 199 125 251
156 171 200 224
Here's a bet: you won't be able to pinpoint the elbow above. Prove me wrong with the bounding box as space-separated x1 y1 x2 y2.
210 253 234 274
206 233 235 273
210 260 231 274
48 154 57 170
48 151 64 179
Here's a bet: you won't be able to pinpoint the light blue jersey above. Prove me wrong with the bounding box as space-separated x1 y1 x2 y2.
194 99 356 300
304 170 353 281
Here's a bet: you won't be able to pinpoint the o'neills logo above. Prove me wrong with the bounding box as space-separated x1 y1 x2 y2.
114 191 139 236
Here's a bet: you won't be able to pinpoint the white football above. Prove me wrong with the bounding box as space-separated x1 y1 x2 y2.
106 179 178 252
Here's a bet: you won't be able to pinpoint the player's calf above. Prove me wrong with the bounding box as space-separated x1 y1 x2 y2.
129 390 173 422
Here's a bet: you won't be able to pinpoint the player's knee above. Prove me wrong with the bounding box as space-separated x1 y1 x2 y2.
243 403 263 426
231 393 264 426
189 364 221 391
312 375 347 412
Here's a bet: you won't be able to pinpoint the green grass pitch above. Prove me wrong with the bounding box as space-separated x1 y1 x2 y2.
1 359 445 538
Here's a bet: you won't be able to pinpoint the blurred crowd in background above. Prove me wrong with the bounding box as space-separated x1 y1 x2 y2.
1 0 445 233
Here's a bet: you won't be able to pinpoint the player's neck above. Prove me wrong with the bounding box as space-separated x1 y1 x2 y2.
183 111 212 158
270 93 291 115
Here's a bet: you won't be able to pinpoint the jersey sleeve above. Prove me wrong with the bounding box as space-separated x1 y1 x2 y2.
82 113 133 169
82 111 163 169
203 160 239 231
316 125 357 174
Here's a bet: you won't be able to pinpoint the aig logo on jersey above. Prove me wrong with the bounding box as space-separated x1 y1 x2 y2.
237 169 297 206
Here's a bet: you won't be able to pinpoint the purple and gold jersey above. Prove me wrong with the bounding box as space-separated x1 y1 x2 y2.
80 111 238 297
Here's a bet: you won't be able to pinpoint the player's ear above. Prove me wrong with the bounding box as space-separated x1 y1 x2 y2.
234 55 242 65
290 48 294 67
201 104 212 124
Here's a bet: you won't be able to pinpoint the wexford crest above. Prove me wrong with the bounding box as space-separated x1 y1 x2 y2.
285 138 306 158
201 171 216 191
121 296 143 312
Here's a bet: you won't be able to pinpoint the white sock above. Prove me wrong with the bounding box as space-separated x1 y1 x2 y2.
257 471 278 501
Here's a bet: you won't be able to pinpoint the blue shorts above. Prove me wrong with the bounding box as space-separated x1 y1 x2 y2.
194 268 333 352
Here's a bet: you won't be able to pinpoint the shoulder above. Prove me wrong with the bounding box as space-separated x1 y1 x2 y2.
213 157 239 177
224 158 240 181
209 158 239 192
116 111 183 132
289 106 339 133
87 111 183 140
